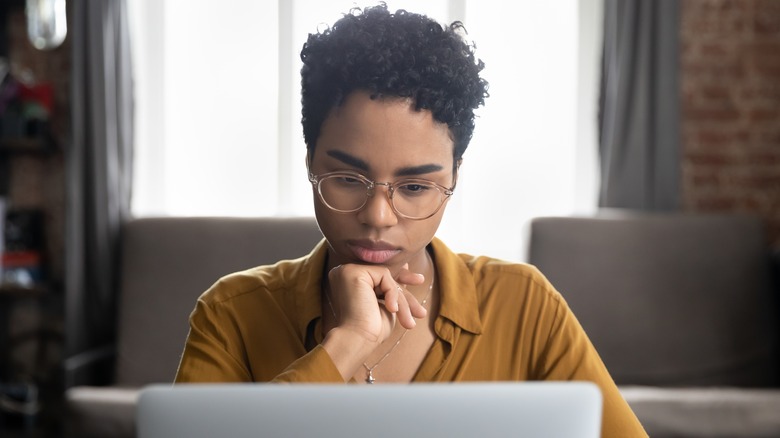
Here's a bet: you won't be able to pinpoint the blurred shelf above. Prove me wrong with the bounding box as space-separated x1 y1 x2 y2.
0 138 53 154
0 284 48 298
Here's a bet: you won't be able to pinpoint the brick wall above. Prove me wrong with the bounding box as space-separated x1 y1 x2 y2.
681 0 780 249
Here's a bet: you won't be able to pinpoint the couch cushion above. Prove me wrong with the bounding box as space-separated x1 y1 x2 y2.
528 212 780 386
621 386 780 438
64 386 139 438
114 217 323 385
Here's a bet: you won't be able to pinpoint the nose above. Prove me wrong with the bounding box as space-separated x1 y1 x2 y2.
357 184 398 227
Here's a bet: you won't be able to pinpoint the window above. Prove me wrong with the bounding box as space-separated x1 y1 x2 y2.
128 0 602 261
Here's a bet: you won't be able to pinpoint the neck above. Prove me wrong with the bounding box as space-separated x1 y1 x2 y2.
409 247 435 301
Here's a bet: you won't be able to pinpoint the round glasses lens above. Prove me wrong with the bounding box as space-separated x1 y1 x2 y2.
391 181 446 219
319 175 369 212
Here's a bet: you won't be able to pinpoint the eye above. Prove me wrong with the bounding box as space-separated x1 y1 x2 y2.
397 182 432 196
332 174 366 187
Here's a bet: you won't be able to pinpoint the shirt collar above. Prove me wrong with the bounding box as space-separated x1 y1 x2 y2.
430 238 483 334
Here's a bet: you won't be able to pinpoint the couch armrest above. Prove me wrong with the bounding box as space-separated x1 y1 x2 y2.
64 386 140 438
620 386 780 438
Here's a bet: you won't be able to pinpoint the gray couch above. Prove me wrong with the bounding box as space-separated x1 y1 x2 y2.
64 217 325 438
528 211 780 438
65 213 780 437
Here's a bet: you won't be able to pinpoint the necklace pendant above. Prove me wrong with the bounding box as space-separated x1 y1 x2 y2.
366 370 376 384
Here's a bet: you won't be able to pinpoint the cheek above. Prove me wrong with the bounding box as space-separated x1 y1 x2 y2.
414 206 447 244
423 214 445 240
313 198 348 243
313 198 333 231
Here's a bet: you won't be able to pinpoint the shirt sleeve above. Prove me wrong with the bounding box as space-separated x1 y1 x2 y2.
536 294 648 438
271 345 345 383
174 297 253 382
174 297 345 384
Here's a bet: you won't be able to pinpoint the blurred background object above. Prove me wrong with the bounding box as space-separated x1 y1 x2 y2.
25 0 67 51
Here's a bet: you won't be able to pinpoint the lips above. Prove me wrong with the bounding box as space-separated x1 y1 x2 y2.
347 240 401 264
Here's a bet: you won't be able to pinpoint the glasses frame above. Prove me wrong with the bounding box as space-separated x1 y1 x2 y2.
308 170 456 220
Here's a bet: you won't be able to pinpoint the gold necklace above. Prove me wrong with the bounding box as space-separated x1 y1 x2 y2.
324 256 434 384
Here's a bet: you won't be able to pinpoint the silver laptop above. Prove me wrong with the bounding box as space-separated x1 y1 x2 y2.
137 382 602 438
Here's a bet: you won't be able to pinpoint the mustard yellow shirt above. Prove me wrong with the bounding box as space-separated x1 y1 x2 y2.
175 238 647 437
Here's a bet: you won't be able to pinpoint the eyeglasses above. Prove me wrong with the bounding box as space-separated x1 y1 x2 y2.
308 171 455 220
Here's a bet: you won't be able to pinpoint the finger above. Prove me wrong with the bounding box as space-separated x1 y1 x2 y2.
383 283 404 313
375 273 402 313
407 294 428 319
379 303 396 327
396 263 425 286
395 290 417 329
392 263 428 321
375 284 398 309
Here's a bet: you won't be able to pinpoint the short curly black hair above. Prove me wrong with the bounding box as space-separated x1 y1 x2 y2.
300 3 489 162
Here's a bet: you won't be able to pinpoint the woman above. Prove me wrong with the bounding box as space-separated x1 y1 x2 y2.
175 4 647 436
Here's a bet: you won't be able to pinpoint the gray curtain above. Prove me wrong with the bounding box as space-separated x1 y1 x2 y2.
65 0 133 369
598 0 680 210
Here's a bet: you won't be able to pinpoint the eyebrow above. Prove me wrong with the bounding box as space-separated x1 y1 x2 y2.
326 149 444 177
395 163 444 177
327 150 369 171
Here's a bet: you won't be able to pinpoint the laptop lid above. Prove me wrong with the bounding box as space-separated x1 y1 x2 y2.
137 382 602 438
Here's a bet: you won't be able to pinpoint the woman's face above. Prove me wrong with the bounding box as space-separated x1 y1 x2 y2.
309 90 456 274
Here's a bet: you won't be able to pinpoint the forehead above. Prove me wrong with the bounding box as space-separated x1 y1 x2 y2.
312 91 454 170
